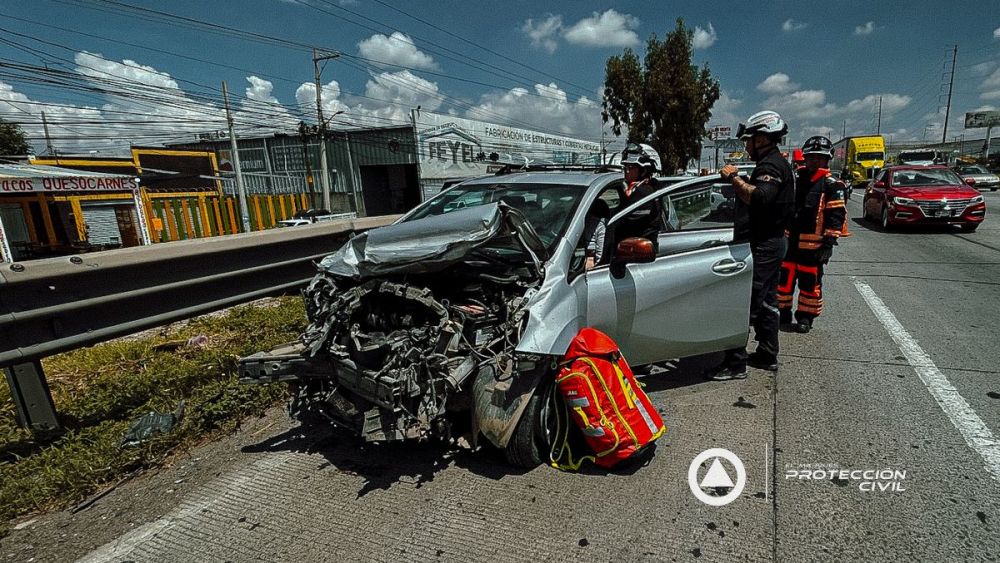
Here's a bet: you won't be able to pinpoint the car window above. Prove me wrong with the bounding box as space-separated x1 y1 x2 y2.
891 169 962 187
406 182 586 250
660 180 734 232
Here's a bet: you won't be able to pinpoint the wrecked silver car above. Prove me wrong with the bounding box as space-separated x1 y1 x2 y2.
240 171 754 466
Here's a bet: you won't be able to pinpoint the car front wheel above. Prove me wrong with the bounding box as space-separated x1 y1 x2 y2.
881 205 892 231
504 383 558 468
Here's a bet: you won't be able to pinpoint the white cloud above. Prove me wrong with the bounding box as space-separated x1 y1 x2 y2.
74 51 179 91
994 26 1000 39
692 23 717 50
709 90 742 128
854 21 874 35
801 125 835 139
564 9 640 48
842 93 911 115
782 19 808 32
522 14 563 53
757 73 799 95
357 32 438 70
467 82 600 139
979 65 1000 100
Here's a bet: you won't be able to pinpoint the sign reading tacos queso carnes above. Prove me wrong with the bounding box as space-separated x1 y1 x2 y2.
0 175 138 193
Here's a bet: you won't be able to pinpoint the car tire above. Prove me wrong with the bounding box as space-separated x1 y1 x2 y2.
960 224 979 233
504 383 556 468
881 205 892 231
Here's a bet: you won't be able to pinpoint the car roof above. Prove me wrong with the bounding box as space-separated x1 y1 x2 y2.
886 164 950 171
460 171 620 187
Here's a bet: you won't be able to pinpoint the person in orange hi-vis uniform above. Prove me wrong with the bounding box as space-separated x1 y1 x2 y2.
778 136 847 334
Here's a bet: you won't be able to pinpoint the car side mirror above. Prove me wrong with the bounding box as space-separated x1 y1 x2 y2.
965 177 977 187
610 237 655 279
874 181 886 189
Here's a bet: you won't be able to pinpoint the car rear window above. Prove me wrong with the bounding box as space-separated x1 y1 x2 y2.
891 169 963 187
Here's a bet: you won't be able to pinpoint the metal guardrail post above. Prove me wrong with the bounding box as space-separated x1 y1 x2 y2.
4 360 61 435
0 214 400 436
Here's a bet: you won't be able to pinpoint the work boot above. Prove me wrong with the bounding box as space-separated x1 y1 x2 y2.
795 318 813 334
704 363 748 381
747 351 778 372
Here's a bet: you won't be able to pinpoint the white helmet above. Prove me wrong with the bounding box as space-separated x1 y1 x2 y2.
621 142 661 173
737 110 788 141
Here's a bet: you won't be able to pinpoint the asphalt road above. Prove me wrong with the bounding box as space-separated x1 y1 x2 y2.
3 192 999 562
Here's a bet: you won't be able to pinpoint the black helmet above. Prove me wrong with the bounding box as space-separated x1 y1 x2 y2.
801 136 834 159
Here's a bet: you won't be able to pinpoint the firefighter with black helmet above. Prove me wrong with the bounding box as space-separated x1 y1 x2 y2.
705 110 796 380
777 135 847 333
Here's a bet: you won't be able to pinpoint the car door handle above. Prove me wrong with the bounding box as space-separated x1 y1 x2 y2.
712 259 746 274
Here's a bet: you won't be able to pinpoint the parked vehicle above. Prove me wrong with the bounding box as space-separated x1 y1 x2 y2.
862 165 986 232
240 170 752 466
832 136 886 196
276 209 355 227
952 164 1000 191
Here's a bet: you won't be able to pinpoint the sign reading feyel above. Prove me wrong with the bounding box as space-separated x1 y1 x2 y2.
414 111 600 181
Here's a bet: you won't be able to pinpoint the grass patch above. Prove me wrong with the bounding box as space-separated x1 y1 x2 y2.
0 297 307 537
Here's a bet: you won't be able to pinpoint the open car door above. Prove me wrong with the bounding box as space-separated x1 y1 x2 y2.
584 175 752 365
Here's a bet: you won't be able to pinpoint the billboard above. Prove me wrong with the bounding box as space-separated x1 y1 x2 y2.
412 111 600 183
965 111 1000 128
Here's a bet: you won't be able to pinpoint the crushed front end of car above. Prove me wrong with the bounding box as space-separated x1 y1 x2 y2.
239 203 555 462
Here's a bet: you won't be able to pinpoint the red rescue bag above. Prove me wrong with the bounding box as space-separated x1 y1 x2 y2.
551 328 665 469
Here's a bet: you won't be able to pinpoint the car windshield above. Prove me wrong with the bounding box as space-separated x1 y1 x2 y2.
405 182 586 250
957 165 988 174
891 169 963 187
899 151 936 162
856 151 884 162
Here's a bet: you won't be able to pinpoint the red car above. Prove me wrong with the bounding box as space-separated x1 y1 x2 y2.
863 165 986 232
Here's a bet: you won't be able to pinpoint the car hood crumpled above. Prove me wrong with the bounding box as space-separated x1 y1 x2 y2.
318 202 548 279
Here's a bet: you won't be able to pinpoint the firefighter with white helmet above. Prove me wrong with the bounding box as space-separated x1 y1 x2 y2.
616 142 663 243
705 110 796 380
777 135 847 333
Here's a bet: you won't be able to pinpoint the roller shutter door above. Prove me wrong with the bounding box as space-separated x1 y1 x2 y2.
81 203 124 245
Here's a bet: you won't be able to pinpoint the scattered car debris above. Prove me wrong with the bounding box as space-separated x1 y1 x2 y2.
120 401 186 448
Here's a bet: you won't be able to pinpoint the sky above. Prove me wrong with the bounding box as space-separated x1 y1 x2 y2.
1 0 999 158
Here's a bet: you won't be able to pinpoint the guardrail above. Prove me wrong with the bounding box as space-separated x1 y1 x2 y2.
0 215 398 434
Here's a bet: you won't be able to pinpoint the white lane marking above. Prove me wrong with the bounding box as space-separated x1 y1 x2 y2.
855 280 1000 484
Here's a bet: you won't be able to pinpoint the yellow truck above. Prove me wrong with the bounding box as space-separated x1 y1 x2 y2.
831 135 885 196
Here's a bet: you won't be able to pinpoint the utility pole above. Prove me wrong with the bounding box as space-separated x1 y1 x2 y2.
876 96 882 135
942 44 957 144
41 111 55 157
222 81 251 233
313 48 340 211
842 120 847 140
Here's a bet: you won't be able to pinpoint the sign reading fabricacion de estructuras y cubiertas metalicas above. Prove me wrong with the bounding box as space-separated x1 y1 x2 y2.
412 110 600 181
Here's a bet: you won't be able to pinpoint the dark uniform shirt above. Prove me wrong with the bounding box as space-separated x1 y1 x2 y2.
616 178 663 243
733 147 795 243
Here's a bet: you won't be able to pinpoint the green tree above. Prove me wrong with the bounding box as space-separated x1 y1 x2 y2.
0 118 31 157
603 18 721 173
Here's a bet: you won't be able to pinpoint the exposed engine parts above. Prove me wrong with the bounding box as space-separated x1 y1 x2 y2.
287 271 536 442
